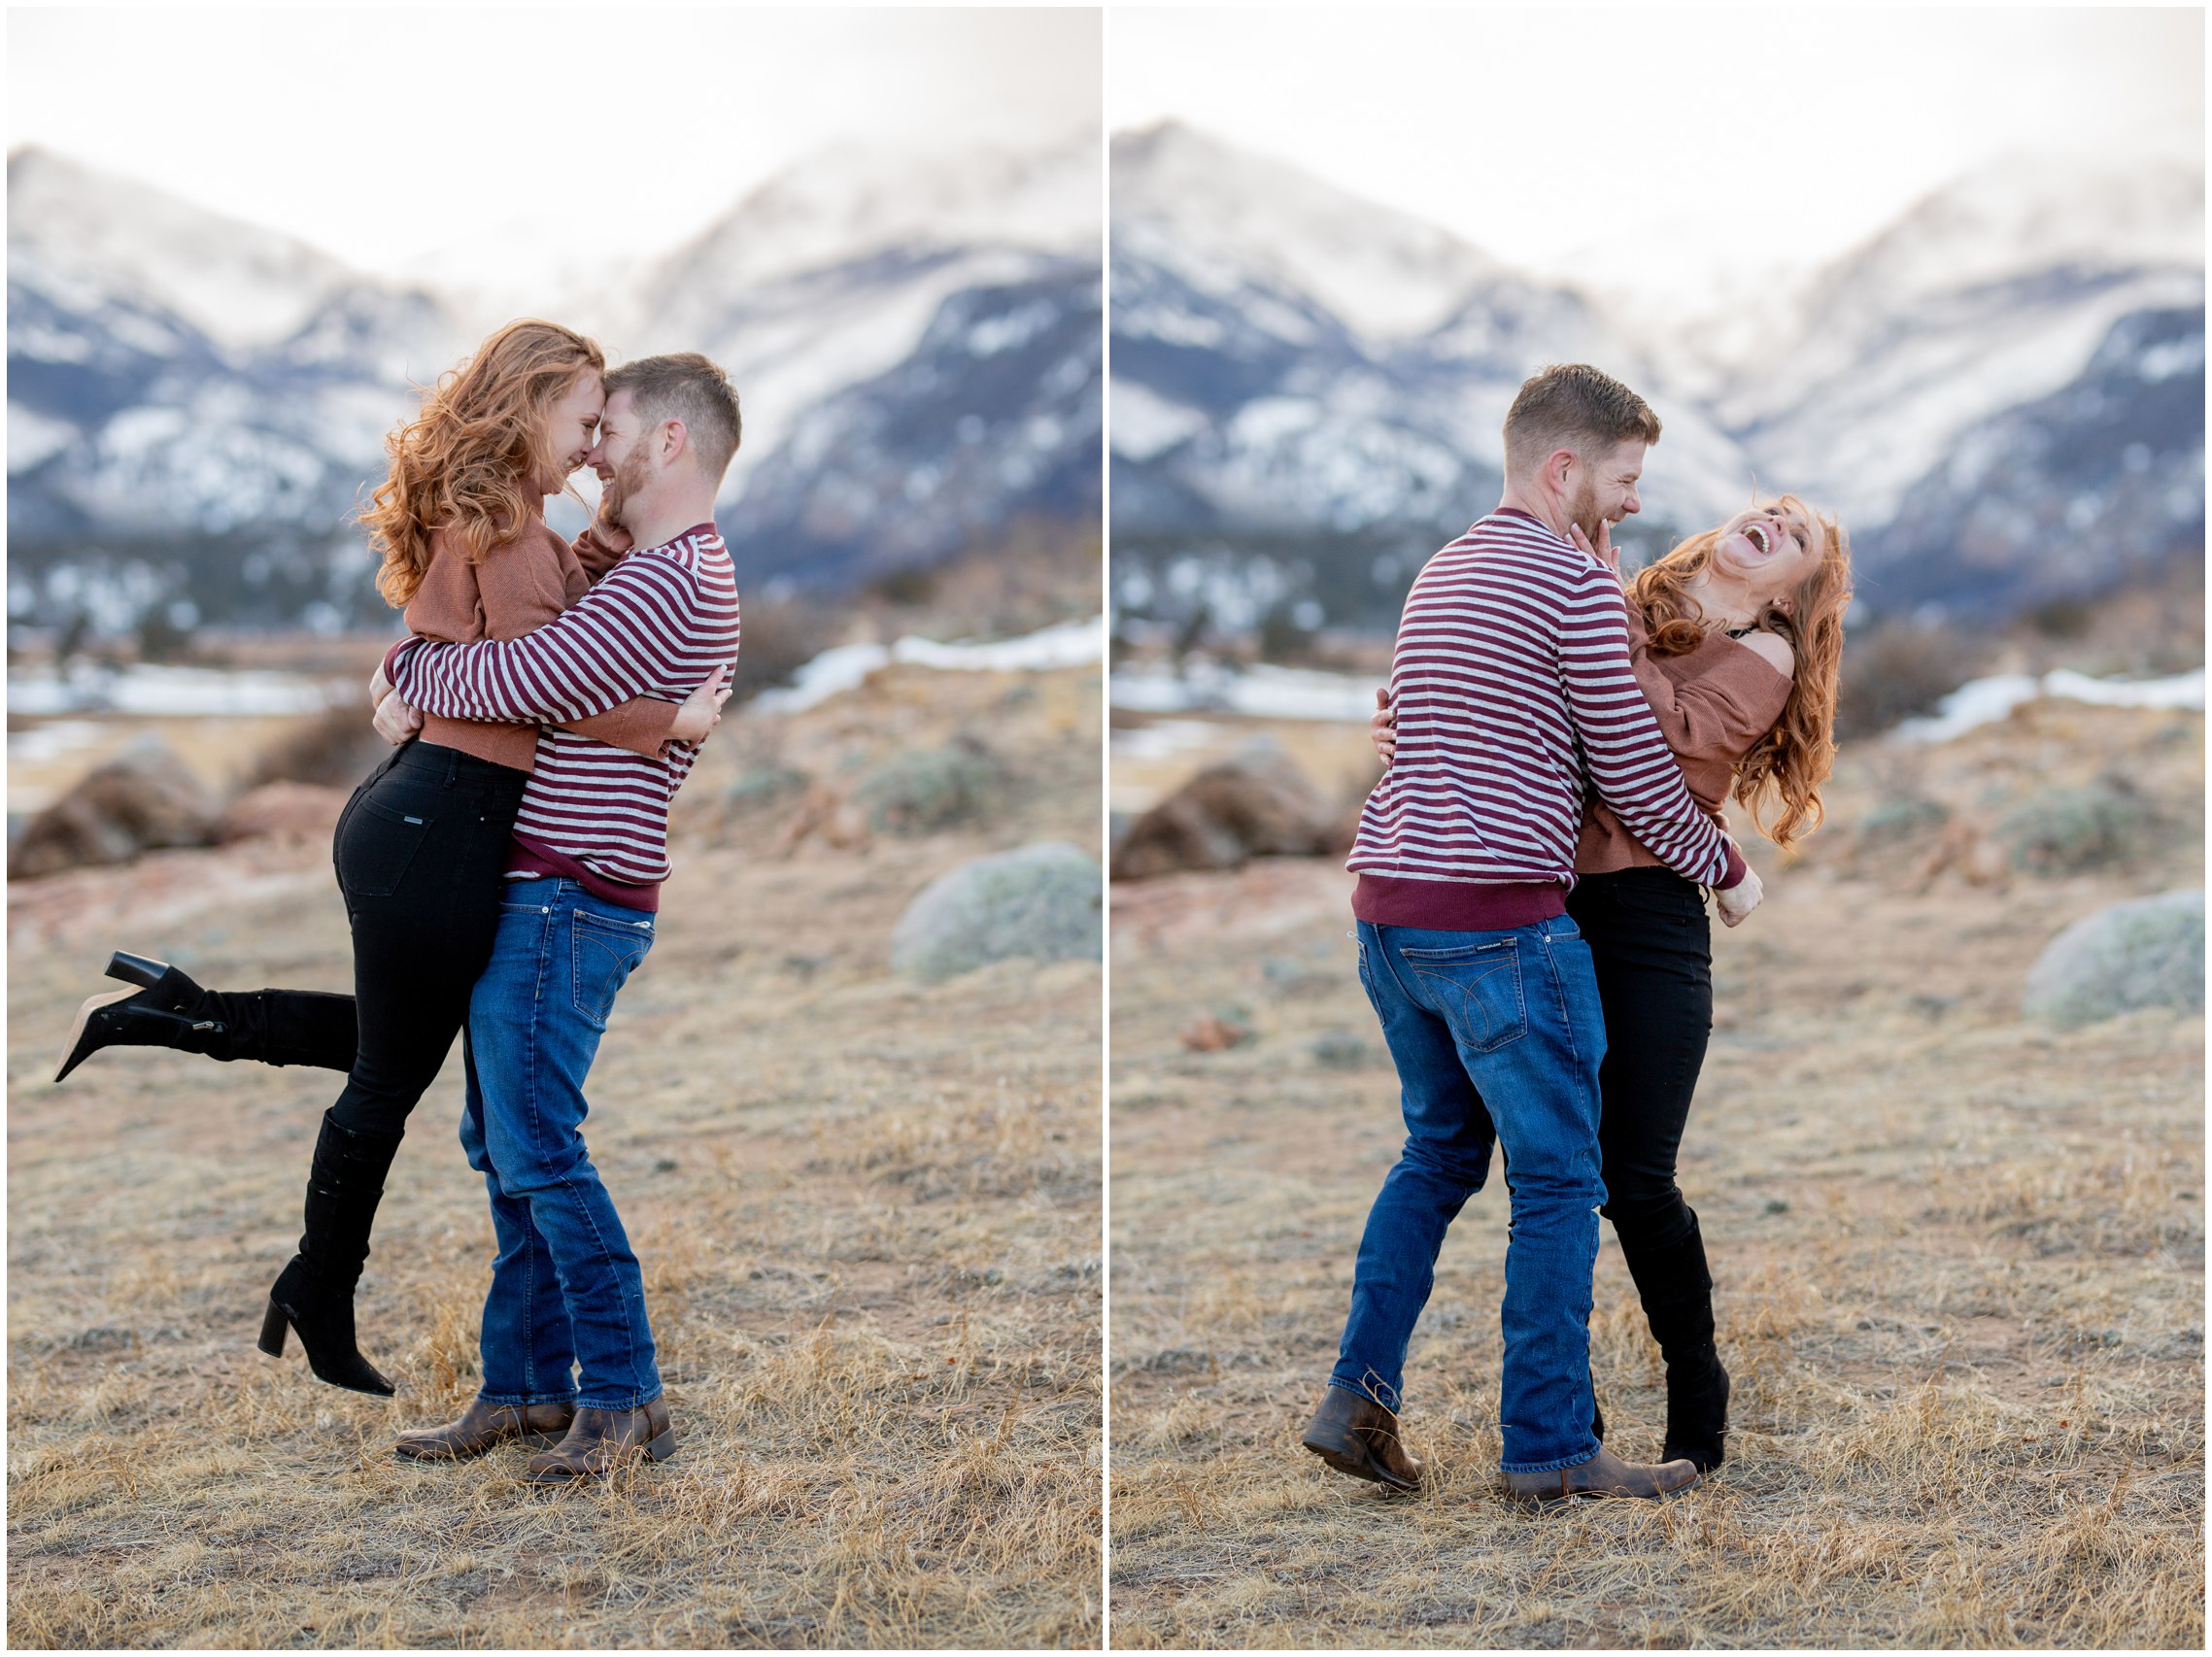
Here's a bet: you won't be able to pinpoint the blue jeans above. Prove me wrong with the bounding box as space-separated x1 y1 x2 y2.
1332 916 1609 1473
459 878 662 1410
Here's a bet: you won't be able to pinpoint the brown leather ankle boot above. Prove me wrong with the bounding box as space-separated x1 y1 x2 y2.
394 1397 575 1462
1300 1385 1422 1491
1499 1444 1701 1506
524 1398 678 1485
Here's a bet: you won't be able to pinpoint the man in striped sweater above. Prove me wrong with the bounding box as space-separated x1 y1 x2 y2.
1301 363 1758 1505
374 354 741 1483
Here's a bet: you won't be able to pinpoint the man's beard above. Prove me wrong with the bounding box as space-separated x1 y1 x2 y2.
598 447 655 531
1566 475 1608 543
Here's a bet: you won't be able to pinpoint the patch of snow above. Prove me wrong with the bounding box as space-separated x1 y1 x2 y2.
1110 380 1209 462
1109 718 1227 761
1893 667 2205 743
8 404 80 472
5 718 108 765
7 662 352 717
1109 660 1380 722
750 616 1105 713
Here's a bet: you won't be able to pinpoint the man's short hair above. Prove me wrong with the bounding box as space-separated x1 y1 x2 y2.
604 353 743 481
1502 363 1661 478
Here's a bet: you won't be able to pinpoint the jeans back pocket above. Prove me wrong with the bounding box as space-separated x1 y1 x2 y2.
1400 938 1528 1055
337 795 436 899
571 908 653 1030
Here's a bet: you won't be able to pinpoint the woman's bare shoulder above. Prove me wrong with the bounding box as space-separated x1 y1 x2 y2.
1732 629 1795 677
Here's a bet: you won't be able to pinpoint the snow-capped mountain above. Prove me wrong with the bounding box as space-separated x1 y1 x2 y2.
1110 124 2204 628
1719 153 2204 529
1110 124 1756 579
8 137 1102 630
8 149 360 351
622 133 1100 585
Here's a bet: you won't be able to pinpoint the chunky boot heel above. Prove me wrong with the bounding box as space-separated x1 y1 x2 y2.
106 951 173 991
52 950 231 1082
644 1427 679 1463
258 1302 289 1358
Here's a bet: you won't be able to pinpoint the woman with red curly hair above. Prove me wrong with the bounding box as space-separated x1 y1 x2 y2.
1374 492 1852 1472
53 321 725 1398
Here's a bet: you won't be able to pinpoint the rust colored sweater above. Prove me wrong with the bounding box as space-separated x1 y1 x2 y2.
399 514 679 770
1576 597 1793 876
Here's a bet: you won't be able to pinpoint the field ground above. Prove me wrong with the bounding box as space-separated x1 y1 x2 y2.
8 663 1103 1649
1108 701 2203 1649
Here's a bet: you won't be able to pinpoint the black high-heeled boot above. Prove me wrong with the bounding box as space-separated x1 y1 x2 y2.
53 952 356 1082
1620 1214 1730 1472
257 1111 403 1397
1658 1339 1730 1472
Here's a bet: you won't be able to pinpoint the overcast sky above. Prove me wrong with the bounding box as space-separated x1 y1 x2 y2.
8 6 1101 275
1110 7 2202 295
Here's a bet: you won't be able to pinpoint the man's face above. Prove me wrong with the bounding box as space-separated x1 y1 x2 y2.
585 389 658 530
1565 439 1646 540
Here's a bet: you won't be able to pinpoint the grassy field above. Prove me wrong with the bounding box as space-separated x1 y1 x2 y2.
8 662 1103 1649
1108 700 2203 1649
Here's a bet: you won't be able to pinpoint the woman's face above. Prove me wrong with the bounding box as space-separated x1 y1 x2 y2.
537 371 606 492
1713 499 1820 607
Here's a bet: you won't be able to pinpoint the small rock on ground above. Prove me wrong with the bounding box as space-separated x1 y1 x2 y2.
890 840 1102 981
2023 889 2203 1027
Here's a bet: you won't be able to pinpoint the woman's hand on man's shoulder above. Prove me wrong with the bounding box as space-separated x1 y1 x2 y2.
1734 629 1794 677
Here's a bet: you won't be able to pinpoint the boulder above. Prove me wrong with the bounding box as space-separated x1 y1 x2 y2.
2023 889 2204 1028
9 735 221 879
1997 781 2149 875
891 841 1102 982
216 782 349 845
855 738 1003 836
1111 736 1345 880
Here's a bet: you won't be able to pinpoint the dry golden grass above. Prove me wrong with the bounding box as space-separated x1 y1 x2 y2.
8 663 1103 1649
1108 702 2203 1649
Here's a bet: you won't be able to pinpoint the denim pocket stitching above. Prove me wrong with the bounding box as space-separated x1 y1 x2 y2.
571 913 650 1028
1409 951 1528 1055
1399 938 1516 962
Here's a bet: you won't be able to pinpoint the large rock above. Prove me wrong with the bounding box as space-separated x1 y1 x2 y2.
1110 736 1345 880
2023 890 2204 1028
891 841 1103 982
9 735 221 879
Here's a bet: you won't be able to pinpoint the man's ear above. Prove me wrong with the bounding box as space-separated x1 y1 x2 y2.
1544 447 1577 494
661 419 691 466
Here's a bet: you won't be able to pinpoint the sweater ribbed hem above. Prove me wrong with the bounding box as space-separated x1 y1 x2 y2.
1350 874 1566 932
506 834 662 913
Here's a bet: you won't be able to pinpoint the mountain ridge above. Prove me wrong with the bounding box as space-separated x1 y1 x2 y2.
1108 123 2204 629
8 137 1104 630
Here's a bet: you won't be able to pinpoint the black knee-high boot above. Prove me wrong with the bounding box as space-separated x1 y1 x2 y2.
257 1111 403 1397
1619 1213 1730 1471
54 953 356 1082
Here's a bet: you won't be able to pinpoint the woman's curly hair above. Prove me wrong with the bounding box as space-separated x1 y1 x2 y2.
361 320 604 608
1628 494 1854 850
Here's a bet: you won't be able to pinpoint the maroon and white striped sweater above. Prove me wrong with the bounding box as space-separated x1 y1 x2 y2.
385 524 740 911
1348 508 1743 930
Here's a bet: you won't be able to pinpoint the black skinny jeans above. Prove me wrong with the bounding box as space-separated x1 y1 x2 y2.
307 742 528 1137
1564 866 1715 1272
